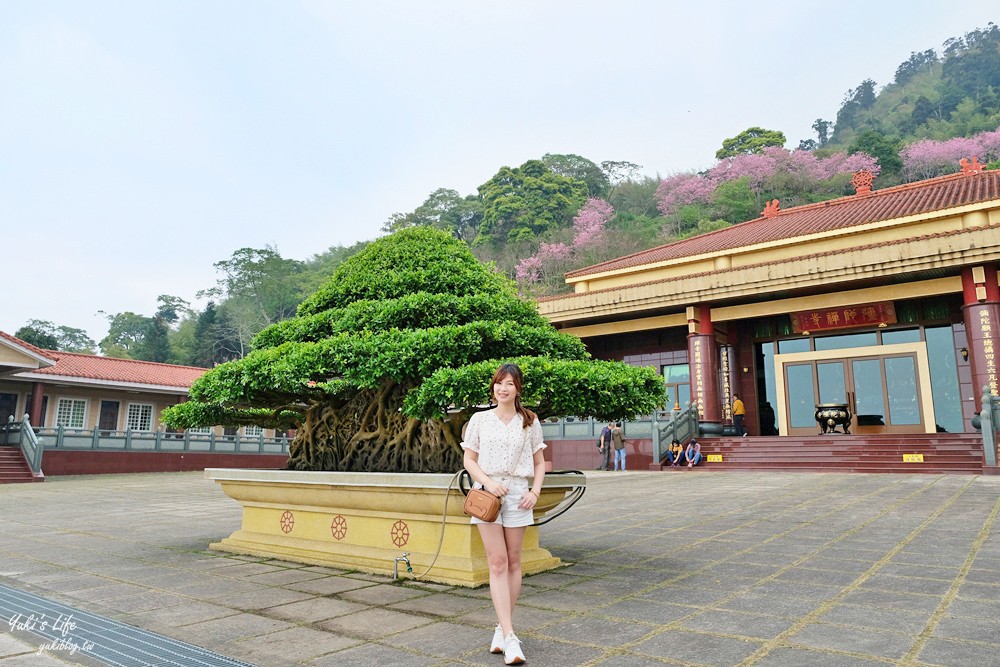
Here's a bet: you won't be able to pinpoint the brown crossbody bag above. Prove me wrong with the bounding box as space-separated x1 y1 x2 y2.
462 426 532 522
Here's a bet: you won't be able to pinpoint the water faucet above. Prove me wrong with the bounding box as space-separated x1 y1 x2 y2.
393 552 412 580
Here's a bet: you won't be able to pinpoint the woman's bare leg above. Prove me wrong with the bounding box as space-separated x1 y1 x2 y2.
503 526 526 614
478 523 514 635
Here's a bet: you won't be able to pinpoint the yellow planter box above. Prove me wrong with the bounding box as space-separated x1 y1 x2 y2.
204 469 585 587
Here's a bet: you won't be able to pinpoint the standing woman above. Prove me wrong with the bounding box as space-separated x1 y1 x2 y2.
462 363 546 665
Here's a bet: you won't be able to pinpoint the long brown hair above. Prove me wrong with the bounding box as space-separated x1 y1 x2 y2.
491 363 536 429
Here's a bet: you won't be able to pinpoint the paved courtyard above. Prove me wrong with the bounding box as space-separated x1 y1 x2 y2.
1 469 999 666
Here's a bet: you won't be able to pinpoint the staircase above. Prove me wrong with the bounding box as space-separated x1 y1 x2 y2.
653 434 985 474
0 445 41 483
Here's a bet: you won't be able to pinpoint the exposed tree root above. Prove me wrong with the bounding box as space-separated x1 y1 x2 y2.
286 381 467 473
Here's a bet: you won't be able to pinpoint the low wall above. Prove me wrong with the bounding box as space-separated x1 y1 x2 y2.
42 450 287 476
41 439 653 476
549 438 652 471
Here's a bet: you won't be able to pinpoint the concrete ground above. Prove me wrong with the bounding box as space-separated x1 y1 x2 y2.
1 469 1000 666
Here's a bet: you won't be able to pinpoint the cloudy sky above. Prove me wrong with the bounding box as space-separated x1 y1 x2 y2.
2 1 997 345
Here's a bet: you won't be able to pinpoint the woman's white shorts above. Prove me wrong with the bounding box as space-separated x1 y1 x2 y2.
470 476 534 528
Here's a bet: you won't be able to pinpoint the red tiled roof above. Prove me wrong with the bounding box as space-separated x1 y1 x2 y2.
566 170 1000 278
31 352 207 388
540 222 998 304
1 331 206 388
0 331 58 361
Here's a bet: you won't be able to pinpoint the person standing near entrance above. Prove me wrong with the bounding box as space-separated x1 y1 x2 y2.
612 422 627 471
733 394 747 437
597 422 613 470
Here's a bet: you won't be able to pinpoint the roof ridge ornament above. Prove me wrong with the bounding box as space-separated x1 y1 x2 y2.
761 199 780 218
960 156 983 175
851 170 874 195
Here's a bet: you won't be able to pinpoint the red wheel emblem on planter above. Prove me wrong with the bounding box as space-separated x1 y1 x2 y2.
390 520 409 547
330 515 348 540
280 510 295 534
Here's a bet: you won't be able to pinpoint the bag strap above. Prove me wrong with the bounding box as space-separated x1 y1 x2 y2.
411 422 581 580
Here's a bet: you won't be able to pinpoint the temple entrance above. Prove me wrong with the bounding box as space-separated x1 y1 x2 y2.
775 343 936 436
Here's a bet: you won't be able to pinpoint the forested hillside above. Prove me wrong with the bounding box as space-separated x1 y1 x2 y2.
14 24 1000 365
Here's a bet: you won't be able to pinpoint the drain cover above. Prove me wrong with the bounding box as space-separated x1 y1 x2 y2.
1 583 257 667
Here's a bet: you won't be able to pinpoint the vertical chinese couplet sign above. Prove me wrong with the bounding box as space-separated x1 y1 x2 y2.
720 345 733 421
977 306 998 395
790 302 897 333
691 337 704 417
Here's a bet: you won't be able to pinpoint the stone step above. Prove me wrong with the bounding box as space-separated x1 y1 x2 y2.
655 433 986 474
0 449 39 483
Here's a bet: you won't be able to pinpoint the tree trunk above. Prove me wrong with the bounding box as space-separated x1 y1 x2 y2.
286 381 467 473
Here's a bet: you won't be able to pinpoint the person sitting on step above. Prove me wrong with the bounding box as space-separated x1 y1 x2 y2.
684 440 702 468
667 439 684 467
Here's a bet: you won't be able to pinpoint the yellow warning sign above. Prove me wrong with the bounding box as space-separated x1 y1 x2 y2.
902 454 924 463
706 454 723 462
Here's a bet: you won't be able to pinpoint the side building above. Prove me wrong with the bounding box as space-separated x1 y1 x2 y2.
539 166 1000 446
0 332 288 476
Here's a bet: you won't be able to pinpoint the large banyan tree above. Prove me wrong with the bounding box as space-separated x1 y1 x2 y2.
163 228 664 473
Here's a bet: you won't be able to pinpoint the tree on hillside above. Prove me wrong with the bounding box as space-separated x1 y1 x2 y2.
715 127 787 159
812 119 832 148
382 188 483 244
97 295 190 362
199 246 307 326
849 130 903 179
654 148 881 234
900 126 1000 179
608 175 660 217
475 160 589 246
515 198 615 292
541 153 610 197
832 79 879 142
99 311 152 358
15 321 58 350
162 228 664 474
894 49 939 86
941 23 1000 105
15 320 97 353
600 160 643 200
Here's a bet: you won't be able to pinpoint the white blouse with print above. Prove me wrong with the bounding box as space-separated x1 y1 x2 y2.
461 410 546 479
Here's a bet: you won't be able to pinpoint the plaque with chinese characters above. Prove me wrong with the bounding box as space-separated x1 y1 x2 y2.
790 302 896 333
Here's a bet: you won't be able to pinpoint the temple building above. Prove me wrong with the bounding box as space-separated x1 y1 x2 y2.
538 164 1000 443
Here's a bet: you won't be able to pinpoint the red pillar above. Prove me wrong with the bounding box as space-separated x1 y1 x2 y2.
29 382 44 425
687 305 721 425
961 265 1000 411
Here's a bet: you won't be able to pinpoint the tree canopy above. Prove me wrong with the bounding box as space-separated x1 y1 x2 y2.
14 320 96 354
163 227 664 473
475 159 589 247
541 153 610 197
715 127 787 159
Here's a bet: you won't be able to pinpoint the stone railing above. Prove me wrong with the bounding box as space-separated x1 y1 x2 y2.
30 425 291 456
540 403 700 464
4 414 43 474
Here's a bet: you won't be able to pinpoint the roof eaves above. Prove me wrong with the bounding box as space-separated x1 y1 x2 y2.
565 170 984 280
0 331 58 367
11 372 196 394
543 222 996 304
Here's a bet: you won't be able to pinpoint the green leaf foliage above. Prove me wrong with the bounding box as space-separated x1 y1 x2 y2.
404 357 664 421
475 160 589 247
715 127 787 159
298 228 511 315
163 227 663 473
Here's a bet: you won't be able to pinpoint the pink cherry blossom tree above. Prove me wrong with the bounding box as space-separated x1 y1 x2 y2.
515 198 614 289
654 173 716 217
900 126 1000 180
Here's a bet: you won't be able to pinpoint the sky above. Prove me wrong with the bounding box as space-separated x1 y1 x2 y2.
2 1 997 346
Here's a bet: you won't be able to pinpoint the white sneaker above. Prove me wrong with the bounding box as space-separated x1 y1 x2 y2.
504 631 525 665
490 624 505 654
